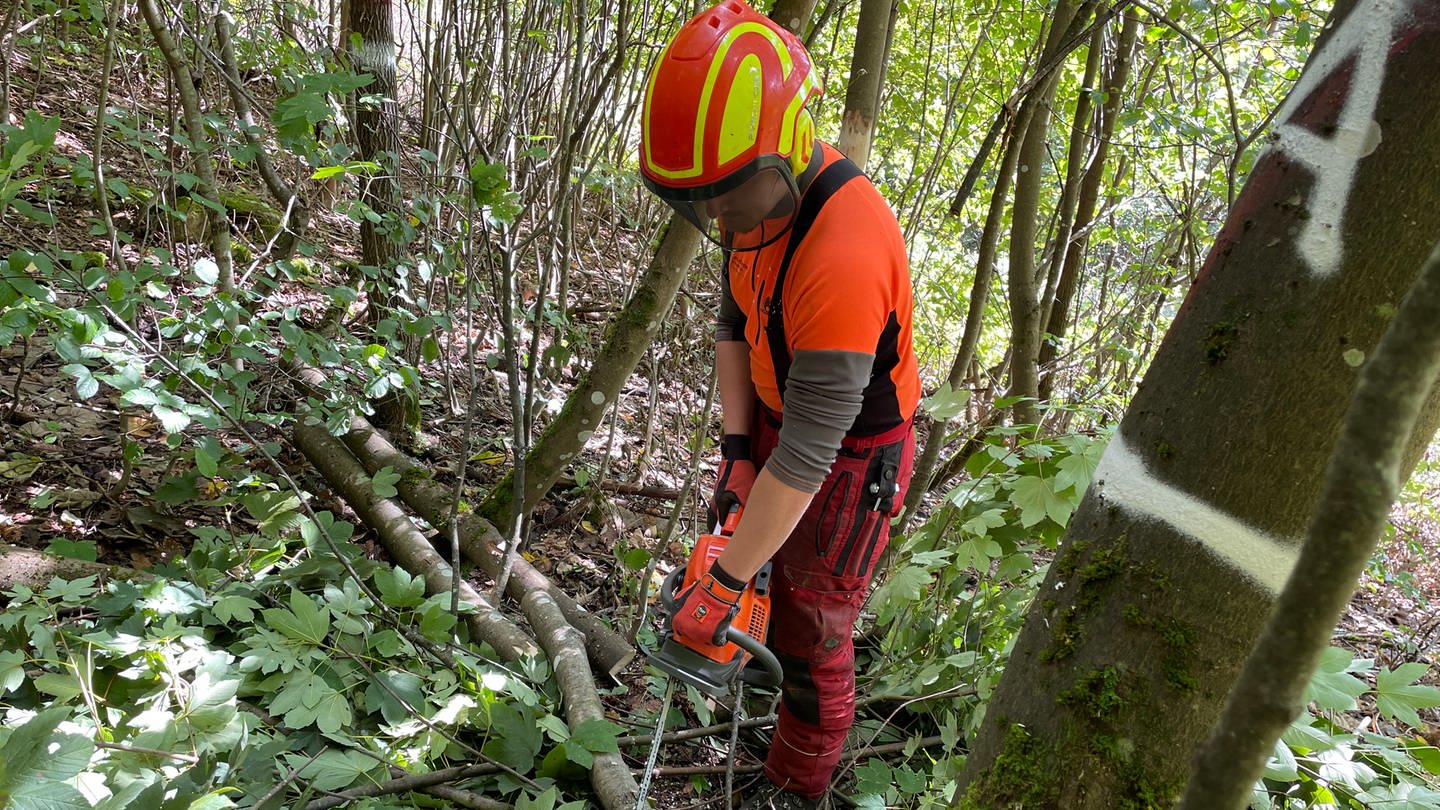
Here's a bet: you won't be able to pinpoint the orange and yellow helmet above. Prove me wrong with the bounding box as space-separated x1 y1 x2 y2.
640 0 822 249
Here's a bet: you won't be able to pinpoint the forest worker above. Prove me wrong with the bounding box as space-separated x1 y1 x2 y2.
639 2 920 807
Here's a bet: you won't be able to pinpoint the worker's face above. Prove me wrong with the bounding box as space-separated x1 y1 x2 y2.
657 163 800 252
703 169 793 236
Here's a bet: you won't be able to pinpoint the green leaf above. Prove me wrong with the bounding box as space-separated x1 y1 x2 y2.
120 386 159 407
872 565 932 605
1008 475 1072 527
418 596 457 642
1054 449 1099 494
959 507 1006 537
365 669 426 725
194 436 222 478
0 707 94 810
622 547 650 570
1375 663 1440 729
152 404 191 434
192 257 219 285
561 739 594 769
482 702 543 772
242 491 303 538
1356 782 1440 810
1404 738 1440 776
262 589 331 645
894 764 927 794
212 594 261 623
921 381 971 421
33 671 83 700
62 363 99 400
955 537 1002 571
284 749 376 792
186 793 237 810
44 538 98 562
1263 735 1299 780
183 665 240 732
567 718 622 761
371 465 401 498
373 566 426 608
469 162 510 206
1305 646 1370 712
516 787 559 810
0 649 26 694
853 757 892 795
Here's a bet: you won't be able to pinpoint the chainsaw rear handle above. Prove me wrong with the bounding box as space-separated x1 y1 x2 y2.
660 566 783 688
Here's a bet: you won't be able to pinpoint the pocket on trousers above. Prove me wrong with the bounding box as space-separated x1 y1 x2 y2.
772 567 864 664
812 469 853 558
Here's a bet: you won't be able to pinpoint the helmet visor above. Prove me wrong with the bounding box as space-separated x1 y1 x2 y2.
647 159 800 252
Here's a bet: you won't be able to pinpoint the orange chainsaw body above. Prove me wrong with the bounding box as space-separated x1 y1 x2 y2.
653 508 778 696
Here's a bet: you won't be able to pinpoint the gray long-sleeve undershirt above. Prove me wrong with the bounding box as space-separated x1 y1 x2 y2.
716 285 874 492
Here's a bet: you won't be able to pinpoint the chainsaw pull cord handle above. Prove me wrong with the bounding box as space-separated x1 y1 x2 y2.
660 566 784 688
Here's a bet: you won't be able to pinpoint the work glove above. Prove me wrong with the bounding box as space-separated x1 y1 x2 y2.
709 434 756 529
671 562 747 647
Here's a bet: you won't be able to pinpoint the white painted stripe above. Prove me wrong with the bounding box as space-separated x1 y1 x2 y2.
1091 431 1300 594
1264 0 1411 278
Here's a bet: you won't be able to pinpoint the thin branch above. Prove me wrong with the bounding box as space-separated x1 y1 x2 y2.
95 740 199 764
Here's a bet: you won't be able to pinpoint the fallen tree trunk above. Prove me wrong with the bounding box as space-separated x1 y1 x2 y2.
0 544 151 590
292 417 540 662
523 587 640 809
339 413 636 676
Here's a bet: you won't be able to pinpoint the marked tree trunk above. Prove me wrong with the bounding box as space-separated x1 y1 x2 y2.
835 0 897 169
954 1 1440 807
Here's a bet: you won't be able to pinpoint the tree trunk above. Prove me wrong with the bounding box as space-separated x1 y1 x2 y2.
1183 241 1440 810
137 0 234 299
1038 11 1140 401
335 411 637 676
292 417 542 662
1034 22 1103 344
347 0 417 433
348 0 403 276
0 545 150 590
1006 0 1092 427
954 2 1440 807
768 0 820 35
835 0 897 169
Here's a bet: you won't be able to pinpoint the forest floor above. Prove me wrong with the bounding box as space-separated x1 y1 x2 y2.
3 14 1440 806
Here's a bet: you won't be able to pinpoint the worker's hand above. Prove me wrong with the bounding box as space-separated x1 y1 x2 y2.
671 563 745 647
709 434 756 528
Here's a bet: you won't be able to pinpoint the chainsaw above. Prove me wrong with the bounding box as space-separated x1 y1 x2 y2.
635 507 784 808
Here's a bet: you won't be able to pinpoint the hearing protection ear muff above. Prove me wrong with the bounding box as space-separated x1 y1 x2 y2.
789 108 815 176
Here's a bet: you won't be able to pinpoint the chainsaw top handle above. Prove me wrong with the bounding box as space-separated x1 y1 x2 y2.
660 566 783 688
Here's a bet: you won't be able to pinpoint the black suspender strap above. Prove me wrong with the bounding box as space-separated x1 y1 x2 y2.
767 157 865 403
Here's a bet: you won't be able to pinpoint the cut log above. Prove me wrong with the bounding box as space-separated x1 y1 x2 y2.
292 417 539 662
523 587 639 809
0 544 151 590
339 413 636 676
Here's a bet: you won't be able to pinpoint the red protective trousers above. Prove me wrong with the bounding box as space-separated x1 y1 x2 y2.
752 408 915 799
